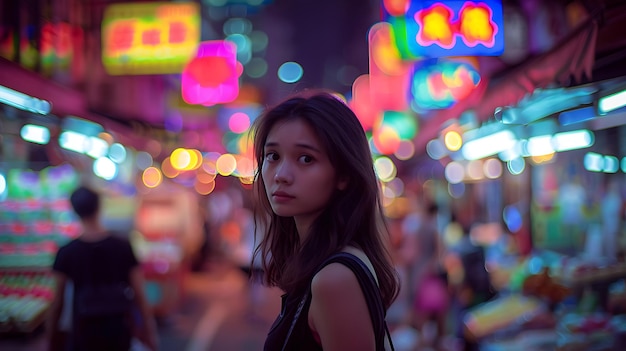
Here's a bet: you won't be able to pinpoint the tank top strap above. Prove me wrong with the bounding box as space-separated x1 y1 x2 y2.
316 252 394 351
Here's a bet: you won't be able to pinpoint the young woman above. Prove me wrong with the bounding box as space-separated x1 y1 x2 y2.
251 91 400 351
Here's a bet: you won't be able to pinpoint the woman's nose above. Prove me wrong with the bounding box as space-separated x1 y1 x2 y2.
274 162 293 184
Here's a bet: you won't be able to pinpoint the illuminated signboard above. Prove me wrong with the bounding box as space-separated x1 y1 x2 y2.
409 58 481 110
102 2 200 75
383 0 504 57
41 22 76 72
368 22 410 112
181 41 239 106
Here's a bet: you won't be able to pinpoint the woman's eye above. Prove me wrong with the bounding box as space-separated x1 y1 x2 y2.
298 155 313 164
265 152 279 161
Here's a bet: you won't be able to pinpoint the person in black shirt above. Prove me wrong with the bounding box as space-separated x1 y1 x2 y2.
46 186 158 351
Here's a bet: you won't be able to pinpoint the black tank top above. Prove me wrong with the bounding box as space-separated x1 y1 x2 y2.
263 252 390 351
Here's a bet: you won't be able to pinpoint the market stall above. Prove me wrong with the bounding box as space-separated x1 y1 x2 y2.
0 164 81 334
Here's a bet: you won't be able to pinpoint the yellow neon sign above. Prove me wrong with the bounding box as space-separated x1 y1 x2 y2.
102 2 200 75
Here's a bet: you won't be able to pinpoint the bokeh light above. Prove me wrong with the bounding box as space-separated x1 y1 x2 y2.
278 61 303 83
226 33 252 65
223 18 252 35
507 157 525 175
483 158 503 179
503 205 523 232
426 138 447 159
444 130 463 151
170 148 191 171
229 112 251 133
386 177 405 196
216 153 237 176
448 182 466 198
383 0 410 16
236 156 255 178
394 140 415 160
373 125 401 155
350 74 379 131
445 161 464 184
374 156 397 182
466 160 484 180
161 157 180 178
0 173 6 198
197 167 217 184
142 167 162 188
250 30 269 52
108 143 127 163
93 157 117 180
195 179 216 195
246 57 268 78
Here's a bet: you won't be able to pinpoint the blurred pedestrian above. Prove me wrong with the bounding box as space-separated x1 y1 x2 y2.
252 91 400 350
449 218 495 351
601 178 622 260
410 202 449 349
46 186 158 351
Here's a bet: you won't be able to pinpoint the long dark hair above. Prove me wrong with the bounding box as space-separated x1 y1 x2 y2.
251 91 399 308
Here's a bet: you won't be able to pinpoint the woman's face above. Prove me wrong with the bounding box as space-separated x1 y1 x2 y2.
262 118 345 234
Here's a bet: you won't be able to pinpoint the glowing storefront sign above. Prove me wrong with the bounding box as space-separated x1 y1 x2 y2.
384 0 504 57
409 58 481 110
368 22 410 113
101 2 200 75
41 22 77 72
181 41 239 106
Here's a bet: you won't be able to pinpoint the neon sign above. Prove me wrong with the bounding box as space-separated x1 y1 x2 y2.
181 41 239 106
368 22 410 113
383 0 503 57
409 58 481 110
101 2 200 75
40 22 79 73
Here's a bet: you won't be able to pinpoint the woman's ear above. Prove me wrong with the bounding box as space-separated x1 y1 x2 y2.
337 176 349 191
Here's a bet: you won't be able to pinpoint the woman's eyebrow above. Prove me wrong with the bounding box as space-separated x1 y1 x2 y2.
294 143 321 153
265 141 321 153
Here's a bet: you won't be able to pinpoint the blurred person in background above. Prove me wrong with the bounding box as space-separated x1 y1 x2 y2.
409 202 449 349
601 178 622 261
252 91 400 350
191 199 212 272
46 186 158 351
228 206 267 320
448 216 495 351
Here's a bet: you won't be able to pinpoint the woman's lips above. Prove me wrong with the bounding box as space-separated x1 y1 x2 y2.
272 192 294 202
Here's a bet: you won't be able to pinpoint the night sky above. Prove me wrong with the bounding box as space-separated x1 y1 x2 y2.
255 0 379 102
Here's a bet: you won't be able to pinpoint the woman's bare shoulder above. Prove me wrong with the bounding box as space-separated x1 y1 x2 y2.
308 251 378 349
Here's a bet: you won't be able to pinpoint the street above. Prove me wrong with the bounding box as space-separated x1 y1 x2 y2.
0 260 282 351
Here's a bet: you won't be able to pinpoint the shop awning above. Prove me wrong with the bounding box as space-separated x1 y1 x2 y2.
414 19 600 153
0 58 88 117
